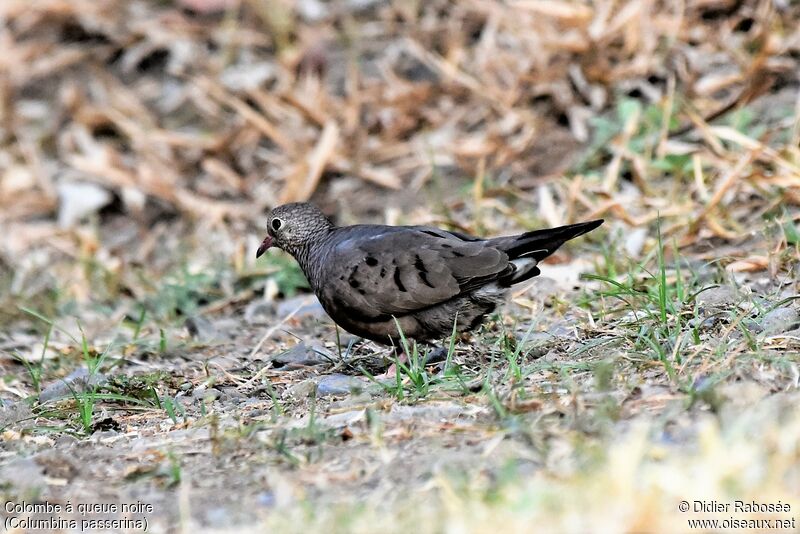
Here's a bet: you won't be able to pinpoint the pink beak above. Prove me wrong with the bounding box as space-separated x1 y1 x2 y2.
256 235 273 258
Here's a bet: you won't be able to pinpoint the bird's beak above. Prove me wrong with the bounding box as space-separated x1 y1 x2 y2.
256 235 273 258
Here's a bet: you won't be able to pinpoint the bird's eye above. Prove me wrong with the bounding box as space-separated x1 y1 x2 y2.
271 218 283 231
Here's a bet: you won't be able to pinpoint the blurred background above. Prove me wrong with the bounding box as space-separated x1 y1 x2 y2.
2 0 798 327
1 1 800 531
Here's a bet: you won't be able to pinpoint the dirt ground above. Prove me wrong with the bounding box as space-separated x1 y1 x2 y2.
2 1 800 533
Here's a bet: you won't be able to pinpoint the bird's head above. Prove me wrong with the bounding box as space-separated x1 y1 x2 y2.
256 202 334 258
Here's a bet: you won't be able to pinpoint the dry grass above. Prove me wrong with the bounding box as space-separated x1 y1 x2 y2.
1 1 799 231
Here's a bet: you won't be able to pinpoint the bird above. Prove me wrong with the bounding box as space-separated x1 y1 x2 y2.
256 202 603 347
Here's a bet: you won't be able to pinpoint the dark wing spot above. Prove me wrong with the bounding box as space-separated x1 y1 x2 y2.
452 250 464 257
418 271 435 288
420 230 445 238
441 243 452 249
413 255 428 273
393 267 407 292
447 230 481 242
348 264 360 288
365 256 379 267
380 267 386 277
413 255 435 288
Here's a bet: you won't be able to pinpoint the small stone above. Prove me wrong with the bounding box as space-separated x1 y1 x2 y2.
316 374 365 397
39 368 107 403
543 350 560 362
688 315 722 330
191 387 221 403
548 320 576 338
271 341 332 369
218 387 245 402
696 286 737 308
285 379 317 399
320 409 365 429
760 307 800 336
742 319 763 334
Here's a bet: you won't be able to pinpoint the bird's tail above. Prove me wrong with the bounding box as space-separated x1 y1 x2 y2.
493 219 604 285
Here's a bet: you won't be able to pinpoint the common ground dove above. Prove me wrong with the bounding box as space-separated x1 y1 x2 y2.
257 203 602 345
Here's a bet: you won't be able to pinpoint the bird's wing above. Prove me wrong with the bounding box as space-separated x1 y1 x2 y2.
320 226 511 319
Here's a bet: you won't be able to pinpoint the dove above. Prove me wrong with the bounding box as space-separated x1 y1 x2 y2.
256 202 603 346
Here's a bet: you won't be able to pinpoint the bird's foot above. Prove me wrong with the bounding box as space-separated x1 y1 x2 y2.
379 352 408 380
382 364 397 379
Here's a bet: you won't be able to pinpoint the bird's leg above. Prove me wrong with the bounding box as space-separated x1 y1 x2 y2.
381 349 407 379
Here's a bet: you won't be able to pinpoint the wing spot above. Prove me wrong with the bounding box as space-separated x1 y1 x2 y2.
380 267 386 277
365 256 379 267
413 254 436 288
420 230 445 238
452 250 464 257
418 271 435 288
348 264 360 289
393 267 407 292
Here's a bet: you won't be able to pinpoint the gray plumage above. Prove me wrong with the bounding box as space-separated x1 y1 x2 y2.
256 202 603 345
